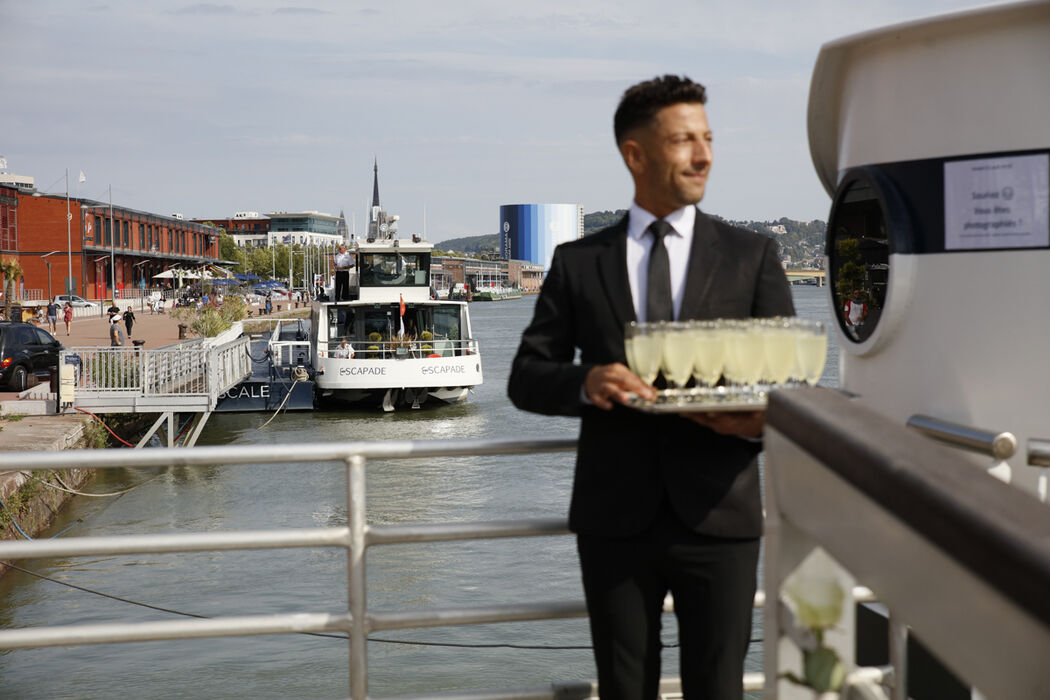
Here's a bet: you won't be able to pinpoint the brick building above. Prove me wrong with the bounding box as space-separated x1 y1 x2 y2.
0 186 221 302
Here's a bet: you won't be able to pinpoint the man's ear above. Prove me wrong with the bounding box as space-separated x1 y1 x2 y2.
620 139 646 176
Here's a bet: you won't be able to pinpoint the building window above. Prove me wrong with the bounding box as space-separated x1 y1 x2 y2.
138 223 145 249
103 217 111 246
122 220 129 248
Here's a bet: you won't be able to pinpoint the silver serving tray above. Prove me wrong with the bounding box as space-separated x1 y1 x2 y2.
626 387 768 413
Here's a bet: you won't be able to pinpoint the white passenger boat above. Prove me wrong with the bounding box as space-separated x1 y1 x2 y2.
309 183 482 411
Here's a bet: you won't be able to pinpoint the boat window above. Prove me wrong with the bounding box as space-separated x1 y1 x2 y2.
327 306 356 340
433 306 461 341
359 252 430 287
827 173 890 343
363 309 396 342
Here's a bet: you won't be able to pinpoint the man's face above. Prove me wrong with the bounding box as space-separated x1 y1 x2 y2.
622 102 713 218
339 245 347 253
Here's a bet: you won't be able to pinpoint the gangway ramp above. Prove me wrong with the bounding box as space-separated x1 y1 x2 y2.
60 325 253 447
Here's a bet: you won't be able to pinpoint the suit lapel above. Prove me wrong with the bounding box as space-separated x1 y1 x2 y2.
595 216 636 330
679 210 722 320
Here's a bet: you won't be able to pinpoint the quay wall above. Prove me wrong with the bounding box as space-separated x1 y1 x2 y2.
0 415 98 577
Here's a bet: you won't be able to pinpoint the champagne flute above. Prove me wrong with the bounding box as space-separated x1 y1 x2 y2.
723 320 765 398
795 319 828 385
660 321 694 403
761 317 797 387
625 321 661 387
690 320 725 393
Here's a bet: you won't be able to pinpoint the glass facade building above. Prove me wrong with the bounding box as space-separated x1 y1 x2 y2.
499 203 583 271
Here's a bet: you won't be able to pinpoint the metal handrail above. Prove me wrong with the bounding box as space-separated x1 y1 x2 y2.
906 414 1017 460
0 437 578 699
0 435 880 697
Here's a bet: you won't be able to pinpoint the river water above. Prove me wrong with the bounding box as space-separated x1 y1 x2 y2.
0 286 836 699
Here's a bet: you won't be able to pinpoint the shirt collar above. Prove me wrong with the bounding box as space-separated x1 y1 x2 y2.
627 202 696 241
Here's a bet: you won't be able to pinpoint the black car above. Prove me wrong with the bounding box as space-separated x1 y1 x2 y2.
0 322 64 391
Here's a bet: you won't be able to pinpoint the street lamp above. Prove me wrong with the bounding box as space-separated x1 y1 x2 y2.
133 259 150 295
80 193 117 302
41 251 60 300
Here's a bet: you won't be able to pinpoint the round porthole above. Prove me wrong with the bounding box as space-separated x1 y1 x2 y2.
826 167 909 346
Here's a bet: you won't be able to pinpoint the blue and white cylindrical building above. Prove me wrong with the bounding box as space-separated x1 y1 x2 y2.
500 203 583 271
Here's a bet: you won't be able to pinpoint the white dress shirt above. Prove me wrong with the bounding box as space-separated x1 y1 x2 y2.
334 251 353 270
626 202 696 322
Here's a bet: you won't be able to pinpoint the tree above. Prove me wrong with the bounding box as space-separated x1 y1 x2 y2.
218 230 239 263
1 257 23 321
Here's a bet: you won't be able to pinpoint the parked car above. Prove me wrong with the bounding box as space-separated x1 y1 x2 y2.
0 322 64 391
53 294 99 309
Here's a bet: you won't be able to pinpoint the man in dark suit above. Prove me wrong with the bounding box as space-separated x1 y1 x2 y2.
508 75 794 699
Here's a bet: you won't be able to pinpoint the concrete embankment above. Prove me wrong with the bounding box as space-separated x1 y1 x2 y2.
0 415 99 575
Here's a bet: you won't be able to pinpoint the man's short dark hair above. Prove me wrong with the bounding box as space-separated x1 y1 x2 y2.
613 75 707 145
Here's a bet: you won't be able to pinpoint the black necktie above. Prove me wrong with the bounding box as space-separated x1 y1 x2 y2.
646 220 674 322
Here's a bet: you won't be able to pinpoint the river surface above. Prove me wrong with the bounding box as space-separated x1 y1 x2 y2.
0 285 836 699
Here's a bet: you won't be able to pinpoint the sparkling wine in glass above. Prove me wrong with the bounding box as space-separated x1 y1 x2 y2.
795 319 828 385
724 321 765 392
690 320 725 389
660 322 694 400
625 321 661 386
761 317 797 386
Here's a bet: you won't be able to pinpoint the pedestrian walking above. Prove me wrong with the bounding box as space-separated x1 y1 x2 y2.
123 306 136 338
46 300 60 334
109 316 126 346
63 303 73 335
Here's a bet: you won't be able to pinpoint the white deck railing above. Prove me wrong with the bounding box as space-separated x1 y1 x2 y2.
63 334 252 413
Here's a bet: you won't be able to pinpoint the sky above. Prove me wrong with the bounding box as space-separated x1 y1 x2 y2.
1 0 1014 243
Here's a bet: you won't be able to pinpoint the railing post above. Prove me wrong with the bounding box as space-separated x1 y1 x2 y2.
889 614 908 700
347 454 368 700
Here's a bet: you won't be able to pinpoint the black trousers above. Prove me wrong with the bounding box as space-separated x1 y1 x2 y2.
335 270 350 300
576 510 759 700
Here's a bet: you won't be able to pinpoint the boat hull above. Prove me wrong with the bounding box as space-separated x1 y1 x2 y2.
314 354 481 410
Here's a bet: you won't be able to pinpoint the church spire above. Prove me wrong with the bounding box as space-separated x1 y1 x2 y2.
371 158 380 209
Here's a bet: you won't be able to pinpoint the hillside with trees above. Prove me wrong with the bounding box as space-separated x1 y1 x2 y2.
434 211 827 269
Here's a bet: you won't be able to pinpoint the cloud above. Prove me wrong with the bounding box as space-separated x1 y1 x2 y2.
273 7 329 15
173 3 238 15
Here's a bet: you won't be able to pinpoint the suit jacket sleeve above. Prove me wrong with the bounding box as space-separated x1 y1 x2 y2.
508 245 593 417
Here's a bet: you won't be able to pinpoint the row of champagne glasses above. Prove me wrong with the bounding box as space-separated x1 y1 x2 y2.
624 317 827 401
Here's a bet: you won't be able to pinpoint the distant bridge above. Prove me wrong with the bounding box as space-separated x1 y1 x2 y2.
784 269 825 286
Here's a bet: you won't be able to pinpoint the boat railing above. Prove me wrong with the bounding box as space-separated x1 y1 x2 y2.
337 338 479 360
764 386 1050 699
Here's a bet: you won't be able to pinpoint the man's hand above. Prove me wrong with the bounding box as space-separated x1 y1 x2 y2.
584 363 656 410
682 410 765 438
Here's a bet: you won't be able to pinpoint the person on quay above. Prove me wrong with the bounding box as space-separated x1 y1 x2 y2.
109 316 126 347
123 306 136 338
333 242 354 301
62 302 73 335
508 75 794 700
46 299 60 334
107 301 120 322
